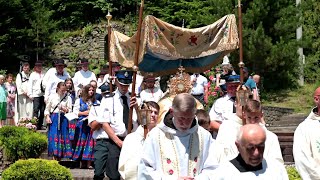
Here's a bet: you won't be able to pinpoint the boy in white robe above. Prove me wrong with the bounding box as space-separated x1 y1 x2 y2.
138 93 218 179
215 99 283 164
118 101 160 180
293 87 320 179
211 124 288 180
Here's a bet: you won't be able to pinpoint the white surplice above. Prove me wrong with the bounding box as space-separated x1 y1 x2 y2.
138 119 218 180
119 126 145 180
215 113 283 164
293 108 320 180
209 158 288 180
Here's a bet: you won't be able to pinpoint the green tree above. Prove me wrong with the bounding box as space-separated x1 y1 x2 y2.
301 0 320 83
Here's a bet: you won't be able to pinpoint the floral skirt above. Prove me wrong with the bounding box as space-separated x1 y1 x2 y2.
48 113 72 158
72 120 95 161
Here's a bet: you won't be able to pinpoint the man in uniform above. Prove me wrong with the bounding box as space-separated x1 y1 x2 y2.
209 75 240 134
89 70 138 180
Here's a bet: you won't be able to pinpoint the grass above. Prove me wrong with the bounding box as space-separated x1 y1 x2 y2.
262 83 320 114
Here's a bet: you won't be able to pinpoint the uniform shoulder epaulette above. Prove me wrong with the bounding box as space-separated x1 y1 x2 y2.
104 93 115 98
92 103 100 106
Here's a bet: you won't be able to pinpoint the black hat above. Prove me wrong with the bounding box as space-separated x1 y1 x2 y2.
98 69 108 76
55 59 66 66
80 59 89 65
116 70 133 85
34 61 44 66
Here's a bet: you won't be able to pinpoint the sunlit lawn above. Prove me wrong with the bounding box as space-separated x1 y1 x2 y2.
262 83 319 114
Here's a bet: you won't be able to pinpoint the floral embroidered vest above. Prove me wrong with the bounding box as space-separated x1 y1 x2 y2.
158 127 204 177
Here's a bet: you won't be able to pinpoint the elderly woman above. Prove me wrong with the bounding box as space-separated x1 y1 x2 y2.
4 74 16 125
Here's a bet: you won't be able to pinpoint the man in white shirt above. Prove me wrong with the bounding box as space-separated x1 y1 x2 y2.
44 59 70 102
140 76 163 103
73 59 96 96
89 70 139 180
211 124 288 180
15 62 33 122
138 93 217 179
28 61 46 129
209 75 240 134
190 73 208 105
293 87 320 179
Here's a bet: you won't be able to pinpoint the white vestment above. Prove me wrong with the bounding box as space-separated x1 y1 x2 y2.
138 119 217 180
293 109 320 180
210 158 288 180
15 71 33 122
119 126 145 180
215 113 283 164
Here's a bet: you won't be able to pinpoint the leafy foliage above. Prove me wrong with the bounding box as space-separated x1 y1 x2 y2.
2 159 72 180
0 126 47 162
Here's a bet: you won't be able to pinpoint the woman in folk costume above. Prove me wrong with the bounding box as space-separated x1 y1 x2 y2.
45 82 73 160
72 84 97 168
4 74 16 125
65 78 77 143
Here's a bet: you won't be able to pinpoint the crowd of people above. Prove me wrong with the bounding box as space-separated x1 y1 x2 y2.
0 56 318 180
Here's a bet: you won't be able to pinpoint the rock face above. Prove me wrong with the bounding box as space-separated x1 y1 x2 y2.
50 23 129 65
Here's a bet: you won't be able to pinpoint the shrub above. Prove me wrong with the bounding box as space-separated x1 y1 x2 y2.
0 126 47 162
286 166 301 180
1 159 73 180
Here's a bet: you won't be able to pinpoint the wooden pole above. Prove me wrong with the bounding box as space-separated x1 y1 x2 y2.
237 0 244 84
106 11 113 92
128 0 144 134
237 0 246 125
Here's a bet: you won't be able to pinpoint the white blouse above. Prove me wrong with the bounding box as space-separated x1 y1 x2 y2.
44 93 72 116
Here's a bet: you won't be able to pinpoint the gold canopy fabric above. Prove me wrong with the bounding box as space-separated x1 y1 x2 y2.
109 14 239 76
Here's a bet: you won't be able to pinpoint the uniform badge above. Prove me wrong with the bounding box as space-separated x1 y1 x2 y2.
124 71 129 77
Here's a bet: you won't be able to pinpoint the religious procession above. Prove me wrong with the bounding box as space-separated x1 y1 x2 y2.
0 0 319 180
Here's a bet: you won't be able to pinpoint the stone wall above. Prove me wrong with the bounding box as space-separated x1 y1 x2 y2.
50 23 129 65
262 106 294 126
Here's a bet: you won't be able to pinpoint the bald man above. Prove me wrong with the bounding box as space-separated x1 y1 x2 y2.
138 93 217 179
211 124 288 179
293 87 320 179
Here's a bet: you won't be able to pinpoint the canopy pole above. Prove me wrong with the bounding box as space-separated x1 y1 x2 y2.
106 11 113 92
237 0 244 84
128 0 144 134
237 0 246 126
